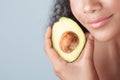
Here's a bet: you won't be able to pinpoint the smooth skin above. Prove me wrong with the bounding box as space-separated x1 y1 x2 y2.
44 0 120 80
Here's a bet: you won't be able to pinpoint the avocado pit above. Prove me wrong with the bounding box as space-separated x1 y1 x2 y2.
60 31 79 53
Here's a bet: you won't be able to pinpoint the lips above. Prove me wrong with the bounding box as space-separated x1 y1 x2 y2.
86 14 113 29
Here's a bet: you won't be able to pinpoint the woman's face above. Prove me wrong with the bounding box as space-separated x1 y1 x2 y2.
70 0 120 42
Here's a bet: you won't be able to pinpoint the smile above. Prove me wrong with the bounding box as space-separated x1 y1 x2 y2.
86 14 113 29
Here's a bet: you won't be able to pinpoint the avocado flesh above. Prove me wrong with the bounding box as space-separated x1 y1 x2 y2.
52 17 86 62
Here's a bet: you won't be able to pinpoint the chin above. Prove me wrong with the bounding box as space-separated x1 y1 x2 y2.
90 26 120 42
96 37 112 42
94 33 116 42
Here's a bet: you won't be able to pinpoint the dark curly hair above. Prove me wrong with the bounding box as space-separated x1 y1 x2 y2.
50 0 88 32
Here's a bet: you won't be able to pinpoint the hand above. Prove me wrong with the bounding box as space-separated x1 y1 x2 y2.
44 27 99 80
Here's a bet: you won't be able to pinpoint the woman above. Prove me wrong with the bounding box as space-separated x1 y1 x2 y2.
44 0 120 80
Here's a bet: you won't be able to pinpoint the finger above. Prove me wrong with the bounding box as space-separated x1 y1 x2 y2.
80 33 94 61
44 27 52 49
44 27 64 65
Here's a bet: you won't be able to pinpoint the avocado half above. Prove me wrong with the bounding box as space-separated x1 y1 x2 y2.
52 17 86 62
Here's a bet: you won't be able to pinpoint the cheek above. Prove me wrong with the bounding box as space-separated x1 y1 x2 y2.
103 0 120 12
70 1 84 23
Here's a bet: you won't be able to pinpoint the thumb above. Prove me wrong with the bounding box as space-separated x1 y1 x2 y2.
81 33 94 61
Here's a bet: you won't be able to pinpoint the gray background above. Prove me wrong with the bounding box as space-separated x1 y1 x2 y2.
0 0 58 80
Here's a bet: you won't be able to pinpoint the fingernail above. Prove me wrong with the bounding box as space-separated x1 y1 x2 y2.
47 26 51 31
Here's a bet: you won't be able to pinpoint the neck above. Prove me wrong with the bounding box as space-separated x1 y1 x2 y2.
94 36 120 79
94 36 120 68
95 35 120 55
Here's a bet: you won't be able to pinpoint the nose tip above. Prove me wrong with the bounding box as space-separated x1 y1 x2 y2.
83 1 102 14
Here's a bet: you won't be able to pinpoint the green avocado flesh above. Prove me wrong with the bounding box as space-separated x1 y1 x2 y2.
52 17 86 62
